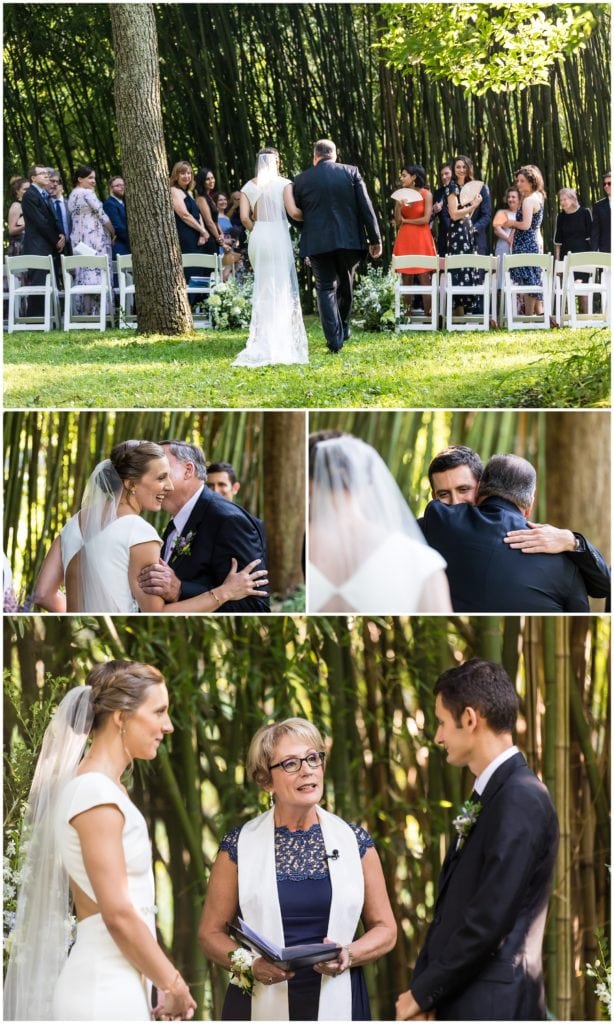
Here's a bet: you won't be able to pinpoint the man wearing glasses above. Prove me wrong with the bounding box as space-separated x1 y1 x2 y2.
21 164 66 314
591 171 611 252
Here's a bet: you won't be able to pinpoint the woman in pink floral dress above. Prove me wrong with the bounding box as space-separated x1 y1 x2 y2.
67 165 115 313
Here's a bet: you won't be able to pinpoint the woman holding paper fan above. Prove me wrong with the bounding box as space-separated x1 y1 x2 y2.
199 717 397 1020
445 155 483 314
392 164 437 317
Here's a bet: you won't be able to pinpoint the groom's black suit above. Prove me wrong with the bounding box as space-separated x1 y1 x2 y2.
411 753 559 1020
293 158 380 351
166 487 269 612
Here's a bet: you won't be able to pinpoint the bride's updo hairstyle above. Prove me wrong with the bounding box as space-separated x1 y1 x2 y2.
247 717 326 788
110 440 165 485
309 431 377 495
86 659 165 730
255 146 279 174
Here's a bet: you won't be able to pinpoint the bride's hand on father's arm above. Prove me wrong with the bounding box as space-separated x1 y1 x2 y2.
217 557 269 602
137 560 182 602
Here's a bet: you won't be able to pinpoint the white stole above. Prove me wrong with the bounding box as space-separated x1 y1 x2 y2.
237 806 364 1020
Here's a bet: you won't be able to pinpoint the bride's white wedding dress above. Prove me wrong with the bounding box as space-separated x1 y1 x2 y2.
308 532 447 613
60 513 161 612
233 176 308 366
52 773 156 1020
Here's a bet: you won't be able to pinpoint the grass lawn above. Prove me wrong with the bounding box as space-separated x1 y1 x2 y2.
4 317 609 409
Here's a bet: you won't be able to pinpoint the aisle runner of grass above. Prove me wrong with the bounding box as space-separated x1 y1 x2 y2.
3 321 609 409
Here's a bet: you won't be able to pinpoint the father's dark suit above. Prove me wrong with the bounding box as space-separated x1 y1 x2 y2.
21 184 64 313
103 195 130 257
591 196 611 252
411 752 559 1020
165 487 269 612
293 158 380 351
423 497 589 611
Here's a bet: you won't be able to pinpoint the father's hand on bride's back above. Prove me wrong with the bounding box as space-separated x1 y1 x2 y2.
138 560 182 602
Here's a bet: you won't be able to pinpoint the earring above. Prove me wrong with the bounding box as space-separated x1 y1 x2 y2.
269 793 275 809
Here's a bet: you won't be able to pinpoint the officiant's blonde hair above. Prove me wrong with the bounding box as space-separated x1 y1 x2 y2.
247 717 326 787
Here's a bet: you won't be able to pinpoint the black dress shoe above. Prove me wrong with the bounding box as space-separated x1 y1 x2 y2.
342 323 351 341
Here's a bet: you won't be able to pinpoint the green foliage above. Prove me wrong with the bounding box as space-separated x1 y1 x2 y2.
351 267 397 332
206 275 253 330
496 336 611 407
4 324 607 409
379 2 600 95
585 929 612 1017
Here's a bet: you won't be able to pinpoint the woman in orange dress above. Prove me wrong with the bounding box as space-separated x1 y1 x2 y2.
392 164 437 316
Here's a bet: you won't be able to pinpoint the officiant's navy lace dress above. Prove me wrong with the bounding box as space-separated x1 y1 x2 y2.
220 822 373 1021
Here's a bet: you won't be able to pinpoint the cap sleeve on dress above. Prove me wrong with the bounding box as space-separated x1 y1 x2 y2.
64 773 125 824
128 517 162 548
219 824 242 863
348 822 375 858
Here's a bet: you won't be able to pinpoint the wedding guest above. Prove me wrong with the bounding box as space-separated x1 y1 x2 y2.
422 454 590 612
169 161 208 298
67 164 115 314
445 155 483 315
493 185 521 289
392 163 437 317
554 187 592 313
502 164 546 316
199 716 397 1021
103 175 131 257
48 170 72 255
195 166 225 255
206 461 241 501
308 432 451 613
431 162 453 257
6 177 30 256
21 164 65 314
468 165 492 256
33 440 267 614
591 171 611 251
3 661 197 1022
396 659 559 1021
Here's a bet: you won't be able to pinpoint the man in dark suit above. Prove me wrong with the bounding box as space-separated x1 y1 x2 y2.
422 454 590 611
48 170 72 256
591 170 611 252
103 175 131 258
397 659 559 1021
21 163 66 313
423 444 610 602
137 441 270 613
431 163 453 257
293 139 381 352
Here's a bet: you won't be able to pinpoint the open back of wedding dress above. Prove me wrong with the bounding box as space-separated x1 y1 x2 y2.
233 153 308 366
308 436 449 614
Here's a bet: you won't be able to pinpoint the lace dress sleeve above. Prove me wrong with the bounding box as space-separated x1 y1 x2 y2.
219 824 242 863
348 822 375 857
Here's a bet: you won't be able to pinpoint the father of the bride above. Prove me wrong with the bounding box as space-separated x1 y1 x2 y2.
396 659 559 1021
422 453 590 611
293 139 381 352
138 440 270 612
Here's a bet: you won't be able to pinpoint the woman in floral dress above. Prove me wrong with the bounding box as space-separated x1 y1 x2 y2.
67 165 115 313
502 164 546 316
445 155 483 315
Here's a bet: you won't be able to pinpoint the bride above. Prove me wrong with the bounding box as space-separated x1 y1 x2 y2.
308 432 452 614
33 440 268 613
4 660 196 1021
233 148 309 367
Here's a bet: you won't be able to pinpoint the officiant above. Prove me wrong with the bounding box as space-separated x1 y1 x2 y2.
198 717 396 1021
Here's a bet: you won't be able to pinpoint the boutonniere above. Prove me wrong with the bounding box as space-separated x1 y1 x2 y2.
452 799 482 850
169 530 195 562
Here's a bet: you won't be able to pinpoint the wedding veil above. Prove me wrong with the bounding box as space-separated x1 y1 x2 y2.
252 150 286 224
4 686 94 1020
309 434 429 584
77 458 124 611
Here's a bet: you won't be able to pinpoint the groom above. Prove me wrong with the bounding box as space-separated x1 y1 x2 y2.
293 139 382 352
138 440 270 612
397 659 559 1021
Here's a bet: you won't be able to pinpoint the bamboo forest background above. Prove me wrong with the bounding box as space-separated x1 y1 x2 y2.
3 3 611 262
3 614 610 1020
3 410 306 601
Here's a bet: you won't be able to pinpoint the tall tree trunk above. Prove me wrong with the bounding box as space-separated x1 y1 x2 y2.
109 4 192 334
262 412 305 595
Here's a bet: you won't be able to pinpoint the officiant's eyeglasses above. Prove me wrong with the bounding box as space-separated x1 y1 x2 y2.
269 752 325 774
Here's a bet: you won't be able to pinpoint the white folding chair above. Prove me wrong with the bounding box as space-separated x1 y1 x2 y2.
444 254 497 331
182 253 222 328
61 254 114 331
391 254 439 331
501 254 553 330
5 254 61 332
560 251 611 328
116 253 137 329
551 259 565 327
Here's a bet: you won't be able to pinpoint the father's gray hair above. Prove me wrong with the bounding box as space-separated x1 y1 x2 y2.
477 454 536 511
159 440 207 480
314 139 337 160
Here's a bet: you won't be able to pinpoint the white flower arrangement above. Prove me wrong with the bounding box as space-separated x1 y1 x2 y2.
229 946 256 996
207 275 254 330
351 266 397 331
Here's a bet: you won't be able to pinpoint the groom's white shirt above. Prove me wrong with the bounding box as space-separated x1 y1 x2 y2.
163 484 204 561
473 744 519 795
